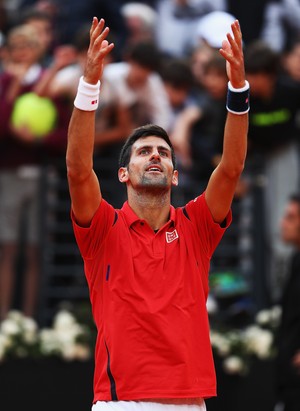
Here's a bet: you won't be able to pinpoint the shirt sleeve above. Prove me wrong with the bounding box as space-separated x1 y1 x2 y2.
184 192 232 258
71 199 116 259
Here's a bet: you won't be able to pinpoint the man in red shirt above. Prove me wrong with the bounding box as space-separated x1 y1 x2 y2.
67 17 249 411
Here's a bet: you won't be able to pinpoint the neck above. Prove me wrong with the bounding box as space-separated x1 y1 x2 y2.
128 189 171 230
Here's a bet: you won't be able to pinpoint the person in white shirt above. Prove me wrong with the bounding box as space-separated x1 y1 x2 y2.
101 41 172 131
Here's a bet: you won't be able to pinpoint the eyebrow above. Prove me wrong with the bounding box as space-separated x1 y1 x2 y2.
135 144 171 153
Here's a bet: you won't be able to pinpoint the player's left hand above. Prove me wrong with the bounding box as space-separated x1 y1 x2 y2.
219 20 246 89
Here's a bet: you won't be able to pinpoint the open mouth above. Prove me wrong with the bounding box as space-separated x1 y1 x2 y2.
146 166 162 173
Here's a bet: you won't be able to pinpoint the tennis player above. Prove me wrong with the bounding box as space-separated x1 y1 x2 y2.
66 17 249 411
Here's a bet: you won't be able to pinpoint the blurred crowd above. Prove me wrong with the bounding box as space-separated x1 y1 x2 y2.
0 0 300 363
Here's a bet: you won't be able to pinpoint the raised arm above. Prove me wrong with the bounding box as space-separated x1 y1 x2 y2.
205 20 249 223
66 18 114 227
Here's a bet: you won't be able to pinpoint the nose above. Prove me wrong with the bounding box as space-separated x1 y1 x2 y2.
150 150 160 161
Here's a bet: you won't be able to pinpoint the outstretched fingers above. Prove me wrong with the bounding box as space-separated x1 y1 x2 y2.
220 21 242 56
84 17 114 83
219 19 245 88
90 18 111 51
90 18 104 44
99 39 115 60
231 20 242 48
219 39 231 60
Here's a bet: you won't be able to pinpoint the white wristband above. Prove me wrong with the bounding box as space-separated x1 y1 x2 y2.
228 80 250 93
74 76 100 111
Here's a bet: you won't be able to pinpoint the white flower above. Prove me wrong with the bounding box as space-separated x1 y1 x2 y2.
223 356 245 375
23 317 38 344
0 333 11 361
39 329 61 354
210 330 231 357
59 342 91 361
243 326 273 359
0 308 91 361
270 306 282 327
255 309 272 326
53 310 76 330
255 306 282 329
6 310 24 322
0 318 20 336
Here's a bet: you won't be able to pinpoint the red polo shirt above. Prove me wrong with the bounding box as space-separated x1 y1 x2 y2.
72 193 231 403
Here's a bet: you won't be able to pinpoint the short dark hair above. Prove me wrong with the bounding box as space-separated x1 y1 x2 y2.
161 58 195 90
244 41 280 75
119 124 176 168
123 41 162 72
19 7 53 25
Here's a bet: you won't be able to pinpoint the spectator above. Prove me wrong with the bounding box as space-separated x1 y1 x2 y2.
160 57 199 203
161 57 196 134
244 40 300 301
225 0 300 51
260 0 300 52
170 51 229 189
190 42 215 92
281 37 300 85
226 0 274 45
46 0 128 61
34 24 90 104
18 7 57 67
0 24 68 319
194 10 236 50
101 40 172 131
120 2 157 47
35 22 132 207
154 0 223 58
275 193 300 411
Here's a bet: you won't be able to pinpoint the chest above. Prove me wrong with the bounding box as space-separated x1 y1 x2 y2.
96 222 209 311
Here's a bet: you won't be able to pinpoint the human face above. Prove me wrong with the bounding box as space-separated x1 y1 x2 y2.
280 201 300 246
245 73 275 98
203 68 227 99
118 136 178 191
8 35 41 65
283 43 300 82
26 18 53 53
164 83 189 109
127 62 152 89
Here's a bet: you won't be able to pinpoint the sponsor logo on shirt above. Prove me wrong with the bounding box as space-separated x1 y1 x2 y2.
166 229 179 243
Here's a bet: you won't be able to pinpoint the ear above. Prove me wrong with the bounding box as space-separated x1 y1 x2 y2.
172 169 179 186
118 167 129 183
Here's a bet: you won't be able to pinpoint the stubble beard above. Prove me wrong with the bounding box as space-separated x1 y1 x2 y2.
139 173 169 192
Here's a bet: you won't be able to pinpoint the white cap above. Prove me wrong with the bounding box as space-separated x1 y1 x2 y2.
196 11 236 48
121 2 157 29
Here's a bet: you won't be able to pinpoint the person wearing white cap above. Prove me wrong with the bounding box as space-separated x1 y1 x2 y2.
195 10 236 49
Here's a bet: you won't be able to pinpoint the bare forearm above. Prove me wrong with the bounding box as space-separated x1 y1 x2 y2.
221 112 248 176
66 108 95 180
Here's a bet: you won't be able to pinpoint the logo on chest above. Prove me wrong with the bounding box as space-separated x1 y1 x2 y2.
166 229 179 243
